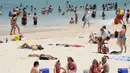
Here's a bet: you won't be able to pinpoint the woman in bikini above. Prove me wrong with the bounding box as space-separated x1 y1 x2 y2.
119 25 127 53
10 13 21 35
89 59 101 73
67 57 77 73
54 60 66 73
126 9 130 24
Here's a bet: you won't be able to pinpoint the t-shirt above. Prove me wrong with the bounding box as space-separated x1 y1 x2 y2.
99 29 110 37
84 11 91 18
104 29 110 37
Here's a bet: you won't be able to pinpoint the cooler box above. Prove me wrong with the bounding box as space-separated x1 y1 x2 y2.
118 68 128 73
41 68 49 73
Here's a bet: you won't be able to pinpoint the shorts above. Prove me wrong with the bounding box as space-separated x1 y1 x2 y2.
117 15 124 19
34 21 37 25
84 18 90 24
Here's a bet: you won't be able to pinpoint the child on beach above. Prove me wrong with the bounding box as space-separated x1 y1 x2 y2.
54 60 66 73
67 57 77 73
69 18 74 24
33 13 38 25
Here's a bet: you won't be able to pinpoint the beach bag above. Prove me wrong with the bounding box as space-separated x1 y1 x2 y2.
114 18 118 24
14 35 20 41
82 15 85 21
39 54 49 60
102 45 109 54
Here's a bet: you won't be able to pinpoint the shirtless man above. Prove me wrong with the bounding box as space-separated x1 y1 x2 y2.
100 56 109 73
30 61 42 73
10 12 21 35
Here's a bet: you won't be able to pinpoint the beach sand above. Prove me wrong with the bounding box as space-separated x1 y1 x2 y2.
0 24 130 73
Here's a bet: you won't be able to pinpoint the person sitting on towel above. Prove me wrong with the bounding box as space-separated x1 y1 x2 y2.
19 43 44 50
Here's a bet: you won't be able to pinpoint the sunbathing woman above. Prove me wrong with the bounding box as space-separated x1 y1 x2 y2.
28 54 58 60
67 57 77 73
19 43 44 50
54 60 66 73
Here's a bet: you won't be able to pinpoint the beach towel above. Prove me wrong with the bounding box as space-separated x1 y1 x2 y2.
110 56 130 61
110 51 121 55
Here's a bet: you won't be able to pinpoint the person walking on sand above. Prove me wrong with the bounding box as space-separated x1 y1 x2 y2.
74 10 78 24
54 60 66 73
119 25 127 53
30 61 42 73
10 12 21 35
33 13 38 25
82 8 91 28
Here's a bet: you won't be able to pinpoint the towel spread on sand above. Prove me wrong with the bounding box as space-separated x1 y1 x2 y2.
56 44 84 48
110 56 130 61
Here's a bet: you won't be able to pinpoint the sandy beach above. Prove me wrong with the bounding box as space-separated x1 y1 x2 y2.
0 23 130 73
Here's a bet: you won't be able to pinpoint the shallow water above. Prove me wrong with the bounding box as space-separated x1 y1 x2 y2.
0 0 129 29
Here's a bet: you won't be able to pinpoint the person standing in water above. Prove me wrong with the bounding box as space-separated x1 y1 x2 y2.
74 10 78 24
119 25 127 53
82 8 91 28
33 13 38 25
10 12 21 35
126 9 130 23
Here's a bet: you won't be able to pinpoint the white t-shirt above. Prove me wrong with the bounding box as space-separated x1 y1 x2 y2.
84 10 91 19
99 29 110 37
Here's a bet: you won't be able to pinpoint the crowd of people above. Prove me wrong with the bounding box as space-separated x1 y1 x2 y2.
0 1 128 73
30 56 110 73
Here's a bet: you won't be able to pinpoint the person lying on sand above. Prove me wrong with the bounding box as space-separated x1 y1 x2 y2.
28 54 58 60
19 43 44 50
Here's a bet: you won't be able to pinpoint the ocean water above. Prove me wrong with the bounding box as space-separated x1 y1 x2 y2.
0 0 129 30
